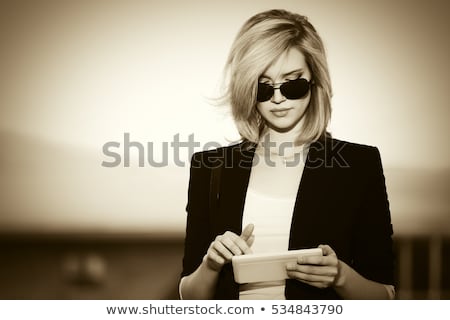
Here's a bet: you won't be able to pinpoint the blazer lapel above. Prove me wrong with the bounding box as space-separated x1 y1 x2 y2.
213 142 255 236
289 137 331 249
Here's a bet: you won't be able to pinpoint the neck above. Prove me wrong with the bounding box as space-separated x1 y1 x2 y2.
265 129 300 147
263 118 304 148
258 129 307 159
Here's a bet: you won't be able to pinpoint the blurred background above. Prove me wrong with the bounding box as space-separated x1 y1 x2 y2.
0 0 448 299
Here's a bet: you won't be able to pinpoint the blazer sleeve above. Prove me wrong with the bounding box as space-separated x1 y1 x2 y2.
181 152 212 278
352 147 395 285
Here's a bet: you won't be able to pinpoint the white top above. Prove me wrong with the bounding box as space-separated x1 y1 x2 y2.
239 144 308 300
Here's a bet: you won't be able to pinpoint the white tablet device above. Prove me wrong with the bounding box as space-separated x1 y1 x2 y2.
232 248 323 284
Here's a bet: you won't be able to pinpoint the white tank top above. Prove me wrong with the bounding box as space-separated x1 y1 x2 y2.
239 144 308 300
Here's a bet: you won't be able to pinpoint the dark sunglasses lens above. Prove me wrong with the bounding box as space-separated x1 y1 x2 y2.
256 83 274 102
281 78 310 99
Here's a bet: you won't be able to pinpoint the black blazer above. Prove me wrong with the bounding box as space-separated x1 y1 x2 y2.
181 137 394 299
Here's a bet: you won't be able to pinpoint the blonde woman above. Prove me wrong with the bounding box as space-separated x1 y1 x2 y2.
179 9 395 300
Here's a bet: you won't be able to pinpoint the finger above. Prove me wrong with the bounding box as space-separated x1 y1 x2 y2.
234 236 253 254
212 241 234 260
286 262 337 274
287 270 335 284
226 231 252 254
298 255 337 266
286 262 297 271
294 264 338 277
293 278 330 289
240 224 254 241
207 249 225 265
220 236 243 256
318 244 336 257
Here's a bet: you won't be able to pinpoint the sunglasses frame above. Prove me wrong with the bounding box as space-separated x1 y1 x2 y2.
256 77 312 102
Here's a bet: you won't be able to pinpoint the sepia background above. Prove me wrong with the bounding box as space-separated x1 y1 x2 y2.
0 0 448 299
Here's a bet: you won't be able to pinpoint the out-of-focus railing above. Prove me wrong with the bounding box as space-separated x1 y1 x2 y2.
0 233 448 299
394 235 448 299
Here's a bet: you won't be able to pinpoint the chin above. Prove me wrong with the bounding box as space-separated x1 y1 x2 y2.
267 119 302 133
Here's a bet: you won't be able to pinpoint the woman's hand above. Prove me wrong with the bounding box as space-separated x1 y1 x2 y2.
203 224 255 272
286 244 344 289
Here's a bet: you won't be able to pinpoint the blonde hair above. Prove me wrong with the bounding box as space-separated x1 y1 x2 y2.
222 9 332 144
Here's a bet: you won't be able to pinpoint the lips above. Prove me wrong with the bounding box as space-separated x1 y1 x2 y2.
271 108 291 112
271 108 292 117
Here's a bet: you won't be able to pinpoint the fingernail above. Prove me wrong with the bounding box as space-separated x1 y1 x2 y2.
298 257 304 264
286 263 294 270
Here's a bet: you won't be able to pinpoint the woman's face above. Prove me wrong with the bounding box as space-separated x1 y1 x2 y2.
256 47 312 133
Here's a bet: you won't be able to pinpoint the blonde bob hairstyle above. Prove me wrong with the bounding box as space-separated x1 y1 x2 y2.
222 9 332 144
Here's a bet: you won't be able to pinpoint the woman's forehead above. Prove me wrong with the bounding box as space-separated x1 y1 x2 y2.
261 48 309 80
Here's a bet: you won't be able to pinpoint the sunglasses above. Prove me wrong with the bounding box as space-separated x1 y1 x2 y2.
256 77 312 102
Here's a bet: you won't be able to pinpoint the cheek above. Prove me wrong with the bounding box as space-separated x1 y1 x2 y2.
256 101 282 110
299 100 310 112
285 99 311 113
295 95 312 113
255 103 268 116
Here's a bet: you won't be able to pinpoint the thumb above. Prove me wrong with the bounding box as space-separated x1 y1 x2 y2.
318 244 336 256
240 224 254 241
247 235 255 247
245 235 255 254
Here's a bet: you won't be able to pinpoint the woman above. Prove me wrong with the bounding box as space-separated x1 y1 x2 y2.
179 9 395 299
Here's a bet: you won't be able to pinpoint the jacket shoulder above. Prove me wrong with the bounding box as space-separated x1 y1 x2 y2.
190 140 253 169
310 137 382 170
328 138 377 151
326 138 380 159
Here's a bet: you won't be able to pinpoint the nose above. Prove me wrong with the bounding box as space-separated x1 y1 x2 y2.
271 87 286 104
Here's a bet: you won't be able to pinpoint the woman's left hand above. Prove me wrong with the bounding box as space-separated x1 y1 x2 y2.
286 244 342 289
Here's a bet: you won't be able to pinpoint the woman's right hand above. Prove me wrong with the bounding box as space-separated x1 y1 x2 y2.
203 224 255 272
